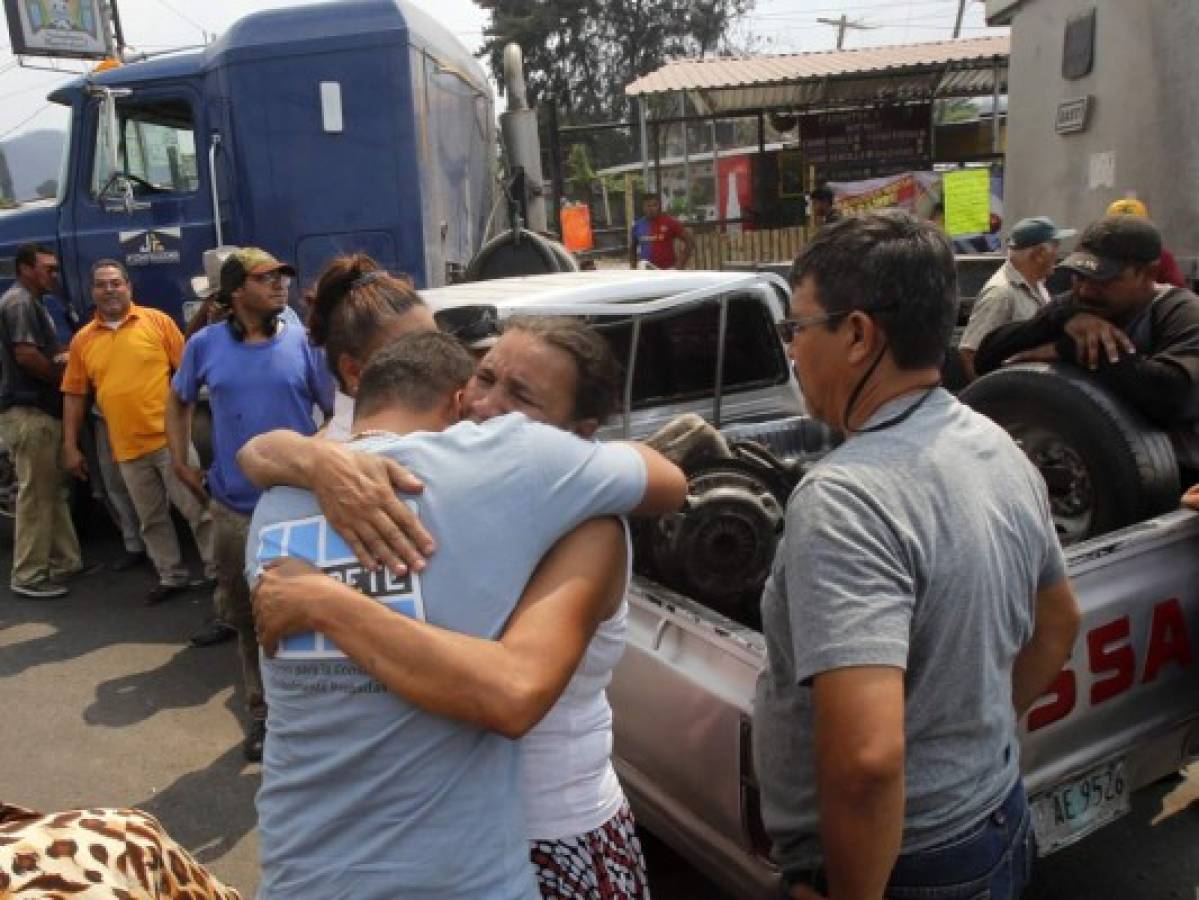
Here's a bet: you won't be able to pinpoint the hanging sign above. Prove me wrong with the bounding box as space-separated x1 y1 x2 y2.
4 0 109 60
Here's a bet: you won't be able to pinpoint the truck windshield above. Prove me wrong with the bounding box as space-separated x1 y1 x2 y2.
91 97 199 196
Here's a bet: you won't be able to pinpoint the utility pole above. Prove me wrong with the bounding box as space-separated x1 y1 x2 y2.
952 0 969 38
816 14 874 50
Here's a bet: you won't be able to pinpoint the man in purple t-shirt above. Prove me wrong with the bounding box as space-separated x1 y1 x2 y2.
166 247 334 761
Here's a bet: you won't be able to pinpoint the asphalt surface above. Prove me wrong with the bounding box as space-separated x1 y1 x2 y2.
3 510 1199 899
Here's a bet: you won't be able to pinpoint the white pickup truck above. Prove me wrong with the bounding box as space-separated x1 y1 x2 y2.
422 268 1199 899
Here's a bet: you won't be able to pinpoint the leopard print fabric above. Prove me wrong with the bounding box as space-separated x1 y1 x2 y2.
0 803 241 899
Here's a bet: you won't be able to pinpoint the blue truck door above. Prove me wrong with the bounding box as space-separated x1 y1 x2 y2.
64 87 214 323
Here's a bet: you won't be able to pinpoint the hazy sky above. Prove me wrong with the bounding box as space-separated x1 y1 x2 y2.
0 0 1005 141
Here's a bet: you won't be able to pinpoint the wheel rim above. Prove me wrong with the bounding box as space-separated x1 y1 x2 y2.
1009 423 1094 545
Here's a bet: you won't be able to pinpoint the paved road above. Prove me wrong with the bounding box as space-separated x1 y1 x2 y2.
2 514 1199 899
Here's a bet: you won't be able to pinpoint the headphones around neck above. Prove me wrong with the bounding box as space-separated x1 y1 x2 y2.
227 310 282 342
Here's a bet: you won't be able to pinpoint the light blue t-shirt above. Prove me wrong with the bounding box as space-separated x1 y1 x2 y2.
172 320 335 514
247 413 647 900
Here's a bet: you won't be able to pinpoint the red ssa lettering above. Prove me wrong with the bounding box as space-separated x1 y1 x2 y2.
1026 598 1194 733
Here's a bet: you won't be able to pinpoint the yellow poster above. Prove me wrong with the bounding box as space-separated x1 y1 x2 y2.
943 168 990 237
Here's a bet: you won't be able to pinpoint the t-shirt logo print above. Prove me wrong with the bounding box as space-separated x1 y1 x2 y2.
255 509 425 658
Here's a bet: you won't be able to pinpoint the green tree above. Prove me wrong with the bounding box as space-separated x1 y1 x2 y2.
481 0 755 126
565 143 597 201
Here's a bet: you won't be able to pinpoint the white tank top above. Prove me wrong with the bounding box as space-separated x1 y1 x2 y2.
520 520 633 840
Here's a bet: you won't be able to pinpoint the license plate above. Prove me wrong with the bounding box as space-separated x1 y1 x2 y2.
1031 759 1130 854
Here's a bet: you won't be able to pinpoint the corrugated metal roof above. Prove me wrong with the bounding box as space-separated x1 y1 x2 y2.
626 35 1009 115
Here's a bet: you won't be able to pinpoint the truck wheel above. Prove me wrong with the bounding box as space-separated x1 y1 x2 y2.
465 228 578 281
959 363 1179 544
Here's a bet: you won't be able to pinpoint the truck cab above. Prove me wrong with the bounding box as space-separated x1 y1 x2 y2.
0 0 494 323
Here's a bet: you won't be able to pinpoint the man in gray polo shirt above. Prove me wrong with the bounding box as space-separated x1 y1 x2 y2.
756 212 1081 899
958 216 1075 381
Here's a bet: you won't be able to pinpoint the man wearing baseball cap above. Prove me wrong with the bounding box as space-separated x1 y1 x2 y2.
958 216 1075 381
976 216 1199 427
166 246 336 761
1106 197 1187 288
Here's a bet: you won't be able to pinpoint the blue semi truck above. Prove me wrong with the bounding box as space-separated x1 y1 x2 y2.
0 0 496 321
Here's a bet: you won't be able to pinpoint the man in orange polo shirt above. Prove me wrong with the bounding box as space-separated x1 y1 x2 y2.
62 260 214 604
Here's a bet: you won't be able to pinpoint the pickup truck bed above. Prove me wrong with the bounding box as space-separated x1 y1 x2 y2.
419 269 1199 900
613 509 1199 899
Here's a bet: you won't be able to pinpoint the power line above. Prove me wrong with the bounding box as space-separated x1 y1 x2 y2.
148 0 212 40
0 104 54 142
0 76 71 104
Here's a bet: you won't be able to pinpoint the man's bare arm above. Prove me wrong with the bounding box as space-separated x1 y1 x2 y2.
958 348 977 383
62 393 90 479
12 342 58 384
253 517 627 739
629 443 688 515
1183 483 1199 510
238 430 432 573
165 390 207 501
813 665 906 900
1013 579 1082 717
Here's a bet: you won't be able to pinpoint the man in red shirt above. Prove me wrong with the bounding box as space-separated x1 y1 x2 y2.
629 193 695 269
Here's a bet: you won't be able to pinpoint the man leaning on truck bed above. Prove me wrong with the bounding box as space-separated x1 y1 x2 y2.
974 215 1199 430
755 211 1081 900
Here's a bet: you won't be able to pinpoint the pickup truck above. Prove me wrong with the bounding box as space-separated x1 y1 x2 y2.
422 267 1199 899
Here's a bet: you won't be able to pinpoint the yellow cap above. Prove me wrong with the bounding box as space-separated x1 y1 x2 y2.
1107 198 1149 218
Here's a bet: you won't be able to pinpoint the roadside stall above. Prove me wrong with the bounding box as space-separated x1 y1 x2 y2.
602 35 1010 267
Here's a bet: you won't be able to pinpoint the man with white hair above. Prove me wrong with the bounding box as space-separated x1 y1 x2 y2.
958 216 1075 381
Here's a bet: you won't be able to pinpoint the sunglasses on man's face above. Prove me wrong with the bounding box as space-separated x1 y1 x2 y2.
775 310 848 343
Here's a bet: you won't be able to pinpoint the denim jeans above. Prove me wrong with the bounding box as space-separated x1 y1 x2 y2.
885 781 1034 899
782 780 1035 900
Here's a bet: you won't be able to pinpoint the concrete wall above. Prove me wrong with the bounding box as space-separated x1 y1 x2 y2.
1000 0 1199 265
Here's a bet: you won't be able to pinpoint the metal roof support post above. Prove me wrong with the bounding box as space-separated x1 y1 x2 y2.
653 120 663 196
681 92 691 214
638 97 651 194
756 111 766 226
711 115 721 229
991 57 1002 154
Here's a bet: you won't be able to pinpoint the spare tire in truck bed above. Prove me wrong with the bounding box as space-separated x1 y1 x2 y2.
959 362 1180 544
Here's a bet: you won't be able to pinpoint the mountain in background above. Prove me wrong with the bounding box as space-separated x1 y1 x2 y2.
0 129 66 201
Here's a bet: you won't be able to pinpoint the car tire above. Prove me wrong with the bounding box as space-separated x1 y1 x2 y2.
960 363 1180 544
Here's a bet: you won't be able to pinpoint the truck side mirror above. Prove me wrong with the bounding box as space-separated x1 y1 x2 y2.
86 83 134 212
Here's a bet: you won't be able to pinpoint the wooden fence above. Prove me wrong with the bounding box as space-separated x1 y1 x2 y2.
691 225 809 270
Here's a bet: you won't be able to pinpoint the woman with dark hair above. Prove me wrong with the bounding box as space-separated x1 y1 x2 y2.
305 254 434 440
